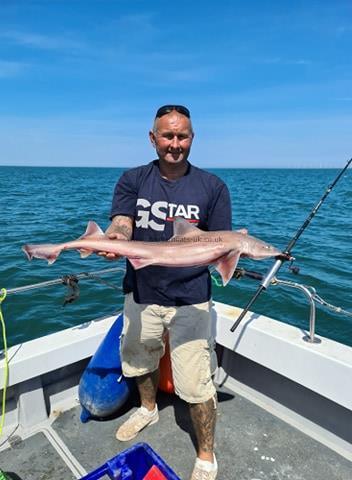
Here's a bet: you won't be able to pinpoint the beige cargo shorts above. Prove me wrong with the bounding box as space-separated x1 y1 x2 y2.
120 293 217 404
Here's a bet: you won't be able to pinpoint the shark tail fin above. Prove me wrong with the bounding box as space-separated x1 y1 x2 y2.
22 244 62 265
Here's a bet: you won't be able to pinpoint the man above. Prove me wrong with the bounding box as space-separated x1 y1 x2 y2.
104 105 231 480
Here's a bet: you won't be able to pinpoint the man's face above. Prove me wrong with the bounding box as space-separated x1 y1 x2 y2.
149 112 194 166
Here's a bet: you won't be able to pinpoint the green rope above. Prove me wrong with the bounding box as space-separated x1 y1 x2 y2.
211 274 223 287
0 470 11 479
0 288 8 438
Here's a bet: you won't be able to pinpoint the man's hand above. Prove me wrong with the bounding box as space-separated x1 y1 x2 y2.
98 215 134 261
97 232 125 260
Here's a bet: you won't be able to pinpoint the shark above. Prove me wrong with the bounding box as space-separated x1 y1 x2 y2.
22 217 283 286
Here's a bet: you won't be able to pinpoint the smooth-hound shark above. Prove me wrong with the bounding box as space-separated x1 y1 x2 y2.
22 218 283 286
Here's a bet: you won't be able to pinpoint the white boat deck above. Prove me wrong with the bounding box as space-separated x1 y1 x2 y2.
1 386 352 480
0 302 351 479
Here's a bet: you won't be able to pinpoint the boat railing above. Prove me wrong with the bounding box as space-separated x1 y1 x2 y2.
2 266 125 305
232 267 352 345
1 265 351 348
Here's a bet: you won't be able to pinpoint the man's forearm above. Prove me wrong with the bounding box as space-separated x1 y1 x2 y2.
106 215 134 240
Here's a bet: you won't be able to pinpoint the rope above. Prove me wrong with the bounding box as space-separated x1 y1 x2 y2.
5 266 126 296
0 289 8 438
211 274 223 287
80 271 121 292
313 293 352 317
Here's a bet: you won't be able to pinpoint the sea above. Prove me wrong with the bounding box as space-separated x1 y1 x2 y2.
1 166 351 348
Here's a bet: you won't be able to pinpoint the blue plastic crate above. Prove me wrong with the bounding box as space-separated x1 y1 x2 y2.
79 442 181 480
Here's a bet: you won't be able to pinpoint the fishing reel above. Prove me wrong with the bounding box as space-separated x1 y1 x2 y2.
233 257 299 282
288 259 300 275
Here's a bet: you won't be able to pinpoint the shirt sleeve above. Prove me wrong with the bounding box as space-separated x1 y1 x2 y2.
207 182 232 231
110 171 137 220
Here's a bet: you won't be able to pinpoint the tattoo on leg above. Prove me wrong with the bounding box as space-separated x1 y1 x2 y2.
189 396 217 454
136 370 159 410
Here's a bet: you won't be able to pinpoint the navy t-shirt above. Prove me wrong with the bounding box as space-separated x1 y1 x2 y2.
110 160 232 306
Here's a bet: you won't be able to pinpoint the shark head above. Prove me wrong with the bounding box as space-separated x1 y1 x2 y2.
242 235 281 260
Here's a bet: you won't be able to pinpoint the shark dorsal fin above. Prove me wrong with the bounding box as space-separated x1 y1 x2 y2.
173 217 201 237
79 221 105 239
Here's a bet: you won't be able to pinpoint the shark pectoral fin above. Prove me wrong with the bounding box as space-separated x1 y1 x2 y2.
128 257 154 270
79 248 93 258
215 251 241 286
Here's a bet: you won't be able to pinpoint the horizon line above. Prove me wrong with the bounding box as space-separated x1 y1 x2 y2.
0 164 342 170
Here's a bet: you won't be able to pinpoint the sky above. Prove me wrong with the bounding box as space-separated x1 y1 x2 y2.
0 0 351 168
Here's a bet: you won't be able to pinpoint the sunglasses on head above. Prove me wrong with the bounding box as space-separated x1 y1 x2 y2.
155 105 191 119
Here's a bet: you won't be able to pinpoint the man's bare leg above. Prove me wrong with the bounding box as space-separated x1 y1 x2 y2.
189 396 217 462
136 369 160 410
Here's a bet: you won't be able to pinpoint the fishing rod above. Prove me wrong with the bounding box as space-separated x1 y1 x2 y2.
230 157 352 333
